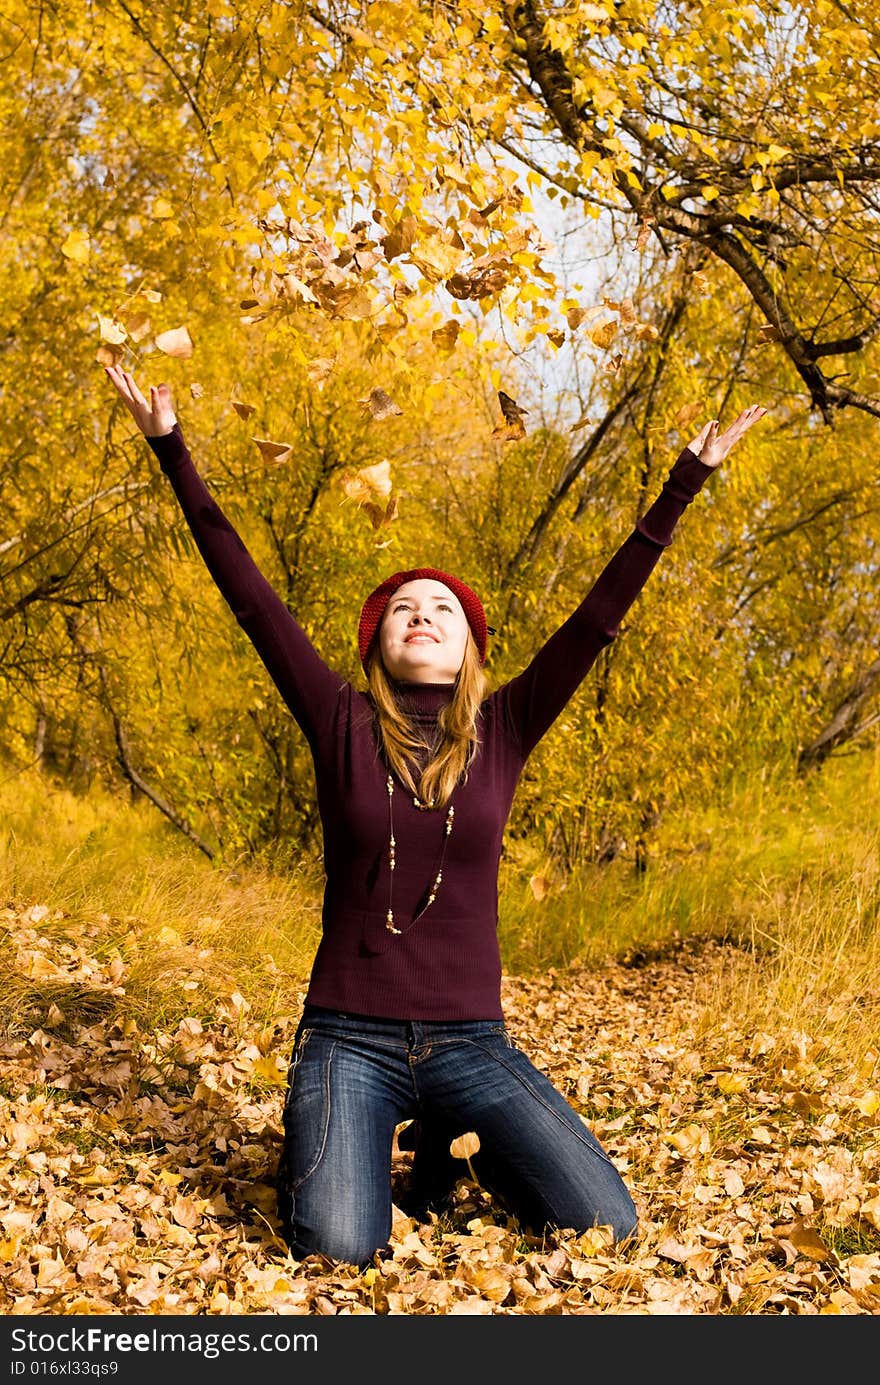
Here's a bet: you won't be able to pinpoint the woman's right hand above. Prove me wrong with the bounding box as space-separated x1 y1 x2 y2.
105 366 177 438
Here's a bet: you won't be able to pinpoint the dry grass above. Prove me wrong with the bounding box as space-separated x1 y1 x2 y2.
1 747 879 1059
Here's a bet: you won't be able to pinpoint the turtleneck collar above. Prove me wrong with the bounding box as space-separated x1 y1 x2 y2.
390 679 455 720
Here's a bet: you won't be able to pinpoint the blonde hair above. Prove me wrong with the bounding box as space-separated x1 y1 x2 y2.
366 633 488 808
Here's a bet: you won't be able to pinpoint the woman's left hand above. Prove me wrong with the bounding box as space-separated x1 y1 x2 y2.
686 404 767 468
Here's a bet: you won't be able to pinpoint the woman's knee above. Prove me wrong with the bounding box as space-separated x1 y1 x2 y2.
276 1155 390 1268
280 1204 388 1269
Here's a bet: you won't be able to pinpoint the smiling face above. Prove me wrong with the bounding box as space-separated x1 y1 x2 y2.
378 578 470 683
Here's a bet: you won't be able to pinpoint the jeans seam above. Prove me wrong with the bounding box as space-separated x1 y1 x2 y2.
461 1038 620 1171
290 1037 336 1192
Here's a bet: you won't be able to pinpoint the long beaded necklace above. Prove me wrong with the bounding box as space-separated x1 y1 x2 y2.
385 774 455 935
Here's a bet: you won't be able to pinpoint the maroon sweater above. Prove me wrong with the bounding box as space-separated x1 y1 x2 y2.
147 426 713 1019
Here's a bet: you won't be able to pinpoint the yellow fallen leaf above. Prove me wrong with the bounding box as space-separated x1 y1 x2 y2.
860 1194 880 1231
155 325 194 358
96 344 125 366
97 314 127 345
121 311 152 342
674 402 702 429
19 952 64 980
341 460 392 504
779 1220 835 1262
252 437 293 463
250 1054 287 1087
667 1124 708 1157
307 357 335 385
450 1131 480 1159
715 1072 749 1095
360 387 402 420
588 319 617 350
529 874 550 900
61 228 90 264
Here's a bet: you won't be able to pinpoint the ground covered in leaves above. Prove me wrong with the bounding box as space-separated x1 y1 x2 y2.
2 902 879 1315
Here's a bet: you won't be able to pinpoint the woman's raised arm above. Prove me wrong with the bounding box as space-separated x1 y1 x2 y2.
105 367 346 747
495 404 767 759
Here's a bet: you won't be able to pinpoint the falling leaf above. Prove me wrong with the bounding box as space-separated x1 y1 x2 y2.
498 390 528 424
619 299 637 331
362 494 399 531
96 344 125 367
547 329 566 349
674 402 702 430
432 319 461 351
231 400 256 419
450 1132 481 1160
341 459 393 504
97 314 127 345
252 437 293 463
189 383 204 400
529 875 551 900
155 325 194 358
307 357 335 385
634 322 660 342
121 312 152 343
588 319 618 350
571 413 593 432
61 228 90 264
360 387 403 420
493 390 528 442
602 351 624 374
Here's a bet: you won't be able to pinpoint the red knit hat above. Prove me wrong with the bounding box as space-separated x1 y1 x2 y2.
358 567 489 668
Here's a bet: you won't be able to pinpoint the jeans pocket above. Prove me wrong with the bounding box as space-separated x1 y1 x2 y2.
281 1032 335 1192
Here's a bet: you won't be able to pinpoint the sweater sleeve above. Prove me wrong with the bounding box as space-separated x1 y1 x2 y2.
495 446 715 759
146 424 347 746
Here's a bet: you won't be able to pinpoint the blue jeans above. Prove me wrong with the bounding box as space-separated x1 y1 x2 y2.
275 1005 638 1267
